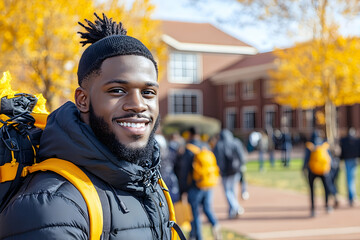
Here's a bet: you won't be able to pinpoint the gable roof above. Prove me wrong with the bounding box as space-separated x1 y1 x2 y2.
210 51 277 84
161 20 258 55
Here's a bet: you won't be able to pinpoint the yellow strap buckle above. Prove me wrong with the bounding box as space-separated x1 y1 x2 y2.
0 162 19 183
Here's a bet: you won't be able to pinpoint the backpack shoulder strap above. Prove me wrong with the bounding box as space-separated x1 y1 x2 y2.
158 178 187 240
22 158 103 240
186 143 201 154
306 142 315 151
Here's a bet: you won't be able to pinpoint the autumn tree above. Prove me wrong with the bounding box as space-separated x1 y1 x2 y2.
0 0 166 111
234 0 360 147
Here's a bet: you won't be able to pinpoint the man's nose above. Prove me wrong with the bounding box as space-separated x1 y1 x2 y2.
122 90 147 113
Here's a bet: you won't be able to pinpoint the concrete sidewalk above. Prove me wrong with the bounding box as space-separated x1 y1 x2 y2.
209 184 360 240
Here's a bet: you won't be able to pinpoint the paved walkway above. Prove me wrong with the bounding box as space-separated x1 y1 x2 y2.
209 183 360 240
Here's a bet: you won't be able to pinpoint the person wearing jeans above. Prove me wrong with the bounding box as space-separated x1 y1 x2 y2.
188 187 219 240
345 158 358 206
340 127 359 206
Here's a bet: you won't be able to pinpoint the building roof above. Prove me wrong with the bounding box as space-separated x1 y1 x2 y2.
210 51 277 84
160 20 258 55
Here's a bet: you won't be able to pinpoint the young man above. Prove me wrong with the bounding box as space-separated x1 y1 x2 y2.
0 13 171 239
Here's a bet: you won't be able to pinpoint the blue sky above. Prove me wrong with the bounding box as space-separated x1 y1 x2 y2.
149 0 360 53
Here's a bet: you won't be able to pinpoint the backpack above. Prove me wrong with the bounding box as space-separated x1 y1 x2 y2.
186 143 220 189
0 94 186 240
306 141 331 175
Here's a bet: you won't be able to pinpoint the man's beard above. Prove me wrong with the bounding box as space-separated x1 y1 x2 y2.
89 102 159 166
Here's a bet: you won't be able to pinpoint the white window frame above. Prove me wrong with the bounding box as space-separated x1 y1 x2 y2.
168 51 201 84
242 81 255 99
242 106 257 130
264 105 276 129
168 89 203 114
281 106 293 128
263 79 274 98
225 107 237 131
224 83 236 102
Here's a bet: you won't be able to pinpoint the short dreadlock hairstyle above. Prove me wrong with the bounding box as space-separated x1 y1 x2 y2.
77 13 158 86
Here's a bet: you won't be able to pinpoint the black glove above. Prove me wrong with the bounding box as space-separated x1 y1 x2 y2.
1 93 38 117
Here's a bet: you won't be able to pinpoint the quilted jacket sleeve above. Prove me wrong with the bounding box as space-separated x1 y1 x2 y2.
0 172 90 240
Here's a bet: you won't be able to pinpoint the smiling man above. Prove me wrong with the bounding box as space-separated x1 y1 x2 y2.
0 13 172 240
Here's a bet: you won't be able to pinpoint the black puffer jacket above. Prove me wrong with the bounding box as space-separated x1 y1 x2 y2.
0 102 171 240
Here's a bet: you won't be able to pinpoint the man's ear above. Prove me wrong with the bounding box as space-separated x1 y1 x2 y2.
75 87 89 113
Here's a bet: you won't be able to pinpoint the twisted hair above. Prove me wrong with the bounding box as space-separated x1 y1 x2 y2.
76 12 158 86
78 13 127 46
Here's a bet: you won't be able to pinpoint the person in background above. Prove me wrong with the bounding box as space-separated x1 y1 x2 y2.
213 129 246 219
266 126 276 168
303 129 333 217
282 128 292 167
179 126 221 240
258 130 268 172
156 133 181 203
340 127 359 207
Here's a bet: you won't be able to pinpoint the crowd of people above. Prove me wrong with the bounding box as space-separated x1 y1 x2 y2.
156 127 249 240
247 126 358 218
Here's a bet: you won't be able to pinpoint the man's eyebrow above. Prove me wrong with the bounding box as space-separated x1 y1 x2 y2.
104 79 159 88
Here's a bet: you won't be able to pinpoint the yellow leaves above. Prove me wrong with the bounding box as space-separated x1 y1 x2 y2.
0 71 17 99
270 37 360 110
0 0 165 111
0 71 49 115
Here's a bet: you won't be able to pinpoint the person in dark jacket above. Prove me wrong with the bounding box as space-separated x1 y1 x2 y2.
213 129 245 219
0 13 172 240
340 127 359 207
303 129 333 217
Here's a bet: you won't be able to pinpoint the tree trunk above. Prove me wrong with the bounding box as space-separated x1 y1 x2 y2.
324 100 337 149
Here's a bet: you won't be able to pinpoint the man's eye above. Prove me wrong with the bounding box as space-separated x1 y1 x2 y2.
109 88 125 94
142 89 156 96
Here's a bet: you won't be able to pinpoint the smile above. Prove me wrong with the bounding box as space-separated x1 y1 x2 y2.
118 122 146 128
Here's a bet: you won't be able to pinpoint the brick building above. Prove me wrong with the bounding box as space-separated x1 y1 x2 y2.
159 20 360 140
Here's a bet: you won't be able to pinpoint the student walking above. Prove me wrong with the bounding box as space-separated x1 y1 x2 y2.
303 130 333 217
340 127 359 207
213 129 246 219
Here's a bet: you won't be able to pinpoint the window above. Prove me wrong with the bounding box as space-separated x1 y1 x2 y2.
242 81 255 99
225 107 237 131
299 109 314 129
282 107 293 128
263 79 274 98
224 83 236 101
264 105 276 128
168 90 202 114
169 52 199 83
243 107 256 130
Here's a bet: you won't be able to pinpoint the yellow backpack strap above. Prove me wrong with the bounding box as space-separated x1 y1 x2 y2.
186 143 201 154
306 142 315 151
158 178 187 240
22 158 103 240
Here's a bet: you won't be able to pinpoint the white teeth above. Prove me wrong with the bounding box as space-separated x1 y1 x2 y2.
118 122 145 128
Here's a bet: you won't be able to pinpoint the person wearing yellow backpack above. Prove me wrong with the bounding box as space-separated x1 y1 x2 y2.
179 126 221 240
303 129 333 218
0 13 182 240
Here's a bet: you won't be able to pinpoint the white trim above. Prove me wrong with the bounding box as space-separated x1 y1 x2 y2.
167 89 203 115
211 63 276 85
162 34 258 55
